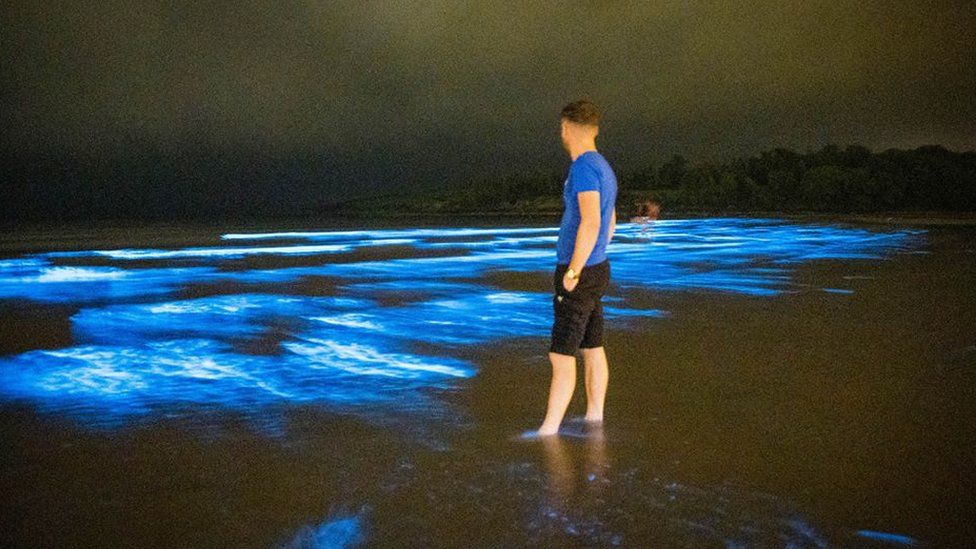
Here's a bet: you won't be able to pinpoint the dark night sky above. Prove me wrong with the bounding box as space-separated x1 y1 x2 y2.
3 1 975 205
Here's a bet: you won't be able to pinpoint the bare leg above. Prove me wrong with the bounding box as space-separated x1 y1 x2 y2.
582 346 609 422
538 351 577 435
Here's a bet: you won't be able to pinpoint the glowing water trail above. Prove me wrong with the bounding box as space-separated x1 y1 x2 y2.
0 219 926 433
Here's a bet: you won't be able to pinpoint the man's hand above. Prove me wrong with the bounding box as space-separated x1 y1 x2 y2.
561 272 579 293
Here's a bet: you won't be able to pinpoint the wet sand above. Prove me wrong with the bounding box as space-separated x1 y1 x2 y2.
1 218 974 547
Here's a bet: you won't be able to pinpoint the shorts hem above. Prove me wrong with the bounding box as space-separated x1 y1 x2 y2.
547 345 577 357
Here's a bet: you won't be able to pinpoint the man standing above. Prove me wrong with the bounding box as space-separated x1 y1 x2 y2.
537 99 618 437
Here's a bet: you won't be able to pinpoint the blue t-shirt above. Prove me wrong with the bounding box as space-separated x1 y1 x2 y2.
556 150 618 266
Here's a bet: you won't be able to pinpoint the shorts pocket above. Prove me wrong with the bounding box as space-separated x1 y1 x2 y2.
554 288 590 322
558 278 582 296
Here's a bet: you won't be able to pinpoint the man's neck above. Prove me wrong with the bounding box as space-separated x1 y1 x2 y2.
569 142 598 162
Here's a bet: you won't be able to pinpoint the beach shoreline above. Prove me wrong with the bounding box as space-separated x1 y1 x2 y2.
3 210 976 239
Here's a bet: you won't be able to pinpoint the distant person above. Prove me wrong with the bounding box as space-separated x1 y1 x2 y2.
535 99 618 437
631 199 660 236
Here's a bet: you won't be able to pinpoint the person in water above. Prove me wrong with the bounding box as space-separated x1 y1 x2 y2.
536 99 618 436
633 199 660 236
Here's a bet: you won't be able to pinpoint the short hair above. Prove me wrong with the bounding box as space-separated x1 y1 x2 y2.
560 99 600 126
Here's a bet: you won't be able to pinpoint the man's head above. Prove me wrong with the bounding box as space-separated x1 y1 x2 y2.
559 99 600 153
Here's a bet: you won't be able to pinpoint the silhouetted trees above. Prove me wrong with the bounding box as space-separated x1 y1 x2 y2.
3 143 974 225
356 143 976 215
595 144 975 215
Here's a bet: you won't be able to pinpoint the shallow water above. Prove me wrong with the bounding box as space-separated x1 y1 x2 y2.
1 216 973 547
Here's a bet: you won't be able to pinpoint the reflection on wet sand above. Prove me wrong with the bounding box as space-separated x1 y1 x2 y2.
526 419 832 546
539 419 610 507
540 431 573 505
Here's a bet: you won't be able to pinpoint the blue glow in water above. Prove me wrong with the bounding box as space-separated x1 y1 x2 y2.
0 219 925 431
70 294 372 346
281 509 368 549
221 226 558 241
0 336 473 428
45 243 356 260
0 259 220 303
855 529 917 545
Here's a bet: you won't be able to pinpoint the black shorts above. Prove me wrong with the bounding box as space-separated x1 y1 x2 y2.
549 259 611 356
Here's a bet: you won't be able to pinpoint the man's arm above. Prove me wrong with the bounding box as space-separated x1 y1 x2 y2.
568 190 602 275
608 207 616 241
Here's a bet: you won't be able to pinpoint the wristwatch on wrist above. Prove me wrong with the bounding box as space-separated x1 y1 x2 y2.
565 267 579 280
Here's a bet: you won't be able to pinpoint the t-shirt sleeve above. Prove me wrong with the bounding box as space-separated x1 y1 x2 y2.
570 161 601 193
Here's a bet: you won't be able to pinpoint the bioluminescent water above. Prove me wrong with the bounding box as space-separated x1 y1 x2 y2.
0 218 923 433
5 216 969 547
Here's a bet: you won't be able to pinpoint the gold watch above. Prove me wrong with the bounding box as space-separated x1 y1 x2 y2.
565 267 579 280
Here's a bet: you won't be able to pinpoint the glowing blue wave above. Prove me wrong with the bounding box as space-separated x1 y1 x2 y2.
0 336 474 429
0 218 925 432
0 261 219 303
279 509 368 549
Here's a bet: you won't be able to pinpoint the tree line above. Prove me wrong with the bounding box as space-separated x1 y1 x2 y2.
363 143 975 215
623 144 976 213
4 143 974 226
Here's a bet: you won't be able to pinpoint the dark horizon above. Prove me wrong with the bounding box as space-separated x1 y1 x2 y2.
3 1 975 223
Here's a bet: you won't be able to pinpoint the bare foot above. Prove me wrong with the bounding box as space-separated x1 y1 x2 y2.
514 428 556 440
536 425 559 437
